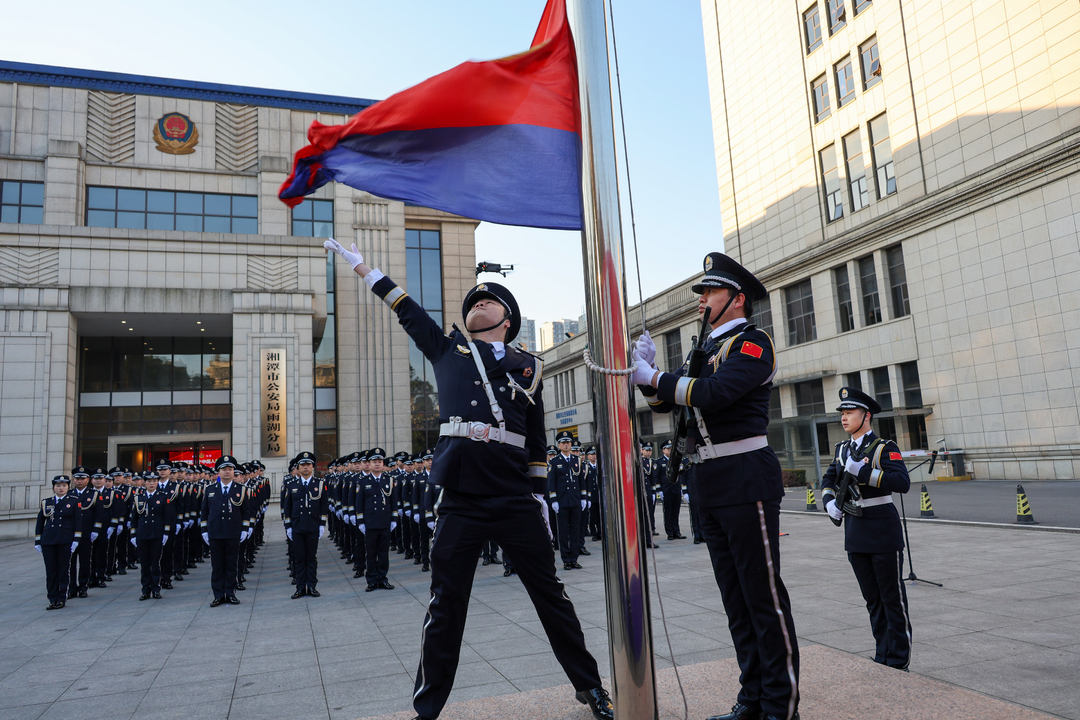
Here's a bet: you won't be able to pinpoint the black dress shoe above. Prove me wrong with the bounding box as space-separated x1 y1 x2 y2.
160 581 173 590
150 591 161 599
503 569 513 577
366 583 378 592
226 596 240 605
174 574 184 581
414 557 422 565
576 687 614 720
579 547 591 555
694 538 704 544
569 562 582 569
307 588 321 597
139 594 150 601
667 535 676 541
404 551 413 559
482 558 491 566
104 575 113 582
706 702 761 720
117 568 127 575
379 580 395 590
645 542 655 549
422 562 430 572
652 530 659 536
210 597 225 607
56 601 65 609
78 589 88 598
236 583 246 591
491 555 500 564
675 534 687 539
291 588 307 599
564 562 573 570
353 570 364 578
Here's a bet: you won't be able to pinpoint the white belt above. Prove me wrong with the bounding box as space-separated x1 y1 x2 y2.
690 435 768 462
855 495 893 508
440 419 526 449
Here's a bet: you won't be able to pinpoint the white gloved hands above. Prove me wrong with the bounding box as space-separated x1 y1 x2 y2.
35 544 42 554
323 238 364 269
398 509 404 517
586 501 591 509
286 529 293 541
349 515 357 526
318 526 325 539
161 535 169 546
657 492 664 502
634 332 657 366
630 356 658 386
90 532 99 542
845 456 867 478
131 537 138 547
427 520 435 531
202 532 210 545
413 513 419 523
683 493 690 504
551 501 560 514
241 529 250 543
359 524 366 534
70 541 79 553
826 499 843 521
107 527 115 539
390 521 397 532
580 500 587 511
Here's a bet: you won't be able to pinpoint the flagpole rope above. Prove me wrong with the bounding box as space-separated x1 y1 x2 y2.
606 3 691 720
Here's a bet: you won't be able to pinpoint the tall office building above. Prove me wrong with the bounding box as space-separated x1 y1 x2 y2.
698 0 1080 480
518 316 537 352
538 318 580 352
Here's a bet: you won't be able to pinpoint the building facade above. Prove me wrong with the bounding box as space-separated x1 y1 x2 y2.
691 0 1080 482
0 62 477 537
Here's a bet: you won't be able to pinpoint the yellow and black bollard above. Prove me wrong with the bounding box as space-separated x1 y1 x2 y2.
919 484 936 518
1015 484 1037 524
805 486 818 511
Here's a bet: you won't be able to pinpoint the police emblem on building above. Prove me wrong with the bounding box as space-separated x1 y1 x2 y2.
153 112 199 155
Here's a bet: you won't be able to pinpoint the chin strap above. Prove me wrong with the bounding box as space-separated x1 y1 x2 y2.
466 311 509 335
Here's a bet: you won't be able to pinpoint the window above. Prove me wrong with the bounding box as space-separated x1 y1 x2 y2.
843 130 869 212
827 0 846 33
870 366 893 410
858 255 881 325
794 379 826 416
751 294 774 338
835 266 855 332
804 5 823 53
844 371 863 390
907 415 928 449
860 37 882 89
0 180 44 224
886 245 910 318
811 75 831 122
835 58 856 107
769 387 782 420
405 229 443 452
899 361 922 407
664 330 684 372
854 0 872 13
785 280 817 346
292 198 334 237
820 145 844 222
86 188 258 234
869 114 896 198
637 409 653 437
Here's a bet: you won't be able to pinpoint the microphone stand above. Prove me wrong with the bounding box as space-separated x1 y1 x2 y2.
899 452 943 587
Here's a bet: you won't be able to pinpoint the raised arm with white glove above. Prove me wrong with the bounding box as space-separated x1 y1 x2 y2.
323 238 364 269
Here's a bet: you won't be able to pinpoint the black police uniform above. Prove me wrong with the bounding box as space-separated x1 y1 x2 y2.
638 253 798 720
358 462 395 589
821 388 912 670
131 485 176 597
283 452 328 596
364 271 606 720
548 444 585 567
200 457 252 604
87 472 114 587
35 480 84 607
66 471 95 597
584 452 603 541
659 446 687 539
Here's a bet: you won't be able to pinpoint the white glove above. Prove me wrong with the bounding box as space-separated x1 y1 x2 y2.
551 501 560 514
427 520 435 531
131 537 138 547
202 532 210 545
161 535 169 546
580 500 587 511
91 532 99 542
71 541 79 553
630 356 658 386
683 493 690 503
241 530 250 542
324 238 364 269
187 520 194 530
336 509 343 518
286 529 293 541
586 501 592 509
348 515 356 526
657 492 664 502
826 499 843 521
318 526 325 539
359 524 366 534
845 456 866 478
534 493 553 541
35 544 42 554
398 509 404 517
634 332 657 366
413 513 419 523
107 527 115 539
390 521 397 532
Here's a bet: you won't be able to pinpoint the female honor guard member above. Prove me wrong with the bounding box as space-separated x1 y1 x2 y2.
633 253 799 720
35 475 83 609
200 456 253 607
325 238 613 720
283 451 328 599
130 472 175 600
821 387 912 671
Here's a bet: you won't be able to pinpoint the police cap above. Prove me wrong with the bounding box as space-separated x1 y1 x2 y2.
71 466 89 478
836 387 881 415
691 252 768 302
555 430 574 444
52 475 71 486
462 281 521 343
215 455 238 470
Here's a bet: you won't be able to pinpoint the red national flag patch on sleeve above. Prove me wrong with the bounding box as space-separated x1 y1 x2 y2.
889 452 902 461
740 341 763 359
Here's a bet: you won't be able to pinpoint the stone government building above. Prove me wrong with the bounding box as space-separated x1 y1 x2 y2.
0 61 478 538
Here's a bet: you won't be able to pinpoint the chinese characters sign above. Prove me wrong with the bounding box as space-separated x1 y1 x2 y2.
261 349 287 457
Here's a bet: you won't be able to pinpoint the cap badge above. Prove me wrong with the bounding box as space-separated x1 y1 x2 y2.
842 389 849 398
704 256 714 271
477 284 487 291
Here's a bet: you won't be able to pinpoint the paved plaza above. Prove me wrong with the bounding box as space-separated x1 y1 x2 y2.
1 496 1078 720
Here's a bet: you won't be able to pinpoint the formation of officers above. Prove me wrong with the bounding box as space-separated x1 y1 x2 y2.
34 458 270 609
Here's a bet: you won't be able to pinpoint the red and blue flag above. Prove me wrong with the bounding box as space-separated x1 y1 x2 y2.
278 0 582 230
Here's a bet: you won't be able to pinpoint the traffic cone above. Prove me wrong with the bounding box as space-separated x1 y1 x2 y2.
805 486 818 511
919 484 936 518
1015 484 1037 524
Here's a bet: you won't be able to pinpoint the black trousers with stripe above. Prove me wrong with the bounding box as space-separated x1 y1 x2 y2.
413 491 600 719
848 551 911 669
699 498 799 720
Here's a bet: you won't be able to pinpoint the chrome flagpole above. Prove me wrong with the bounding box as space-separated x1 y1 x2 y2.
566 1 658 718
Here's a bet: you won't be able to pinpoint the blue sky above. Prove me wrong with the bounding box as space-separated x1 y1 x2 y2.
7 0 722 325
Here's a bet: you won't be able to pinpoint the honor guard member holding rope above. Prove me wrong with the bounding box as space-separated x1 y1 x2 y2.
35 475 83 609
632 253 799 720
284 451 327 598
324 238 613 720
822 387 912 671
200 455 252 607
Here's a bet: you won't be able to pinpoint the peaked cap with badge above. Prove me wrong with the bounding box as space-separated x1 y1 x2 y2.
691 252 768 302
836 386 882 415
463 281 521 343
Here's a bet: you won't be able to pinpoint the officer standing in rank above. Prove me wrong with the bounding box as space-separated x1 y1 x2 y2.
130 471 176 600
822 387 912 671
358 448 397 591
584 447 603 541
284 451 328 598
35 475 83 609
633 252 799 720
325 239 613 720
200 455 252 607
87 468 114 588
548 430 585 570
67 467 94 598
659 441 687 540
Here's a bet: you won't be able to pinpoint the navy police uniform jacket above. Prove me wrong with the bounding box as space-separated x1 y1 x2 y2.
358 474 396 530
547 453 585 505
35 496 84 546
372 274 547 496
821 431 910 554
283 478 328 534
200 481 252 540
640 320 782 508
131 491 176 541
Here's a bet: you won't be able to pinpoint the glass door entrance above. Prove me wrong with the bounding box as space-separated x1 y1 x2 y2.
117 441 223 472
